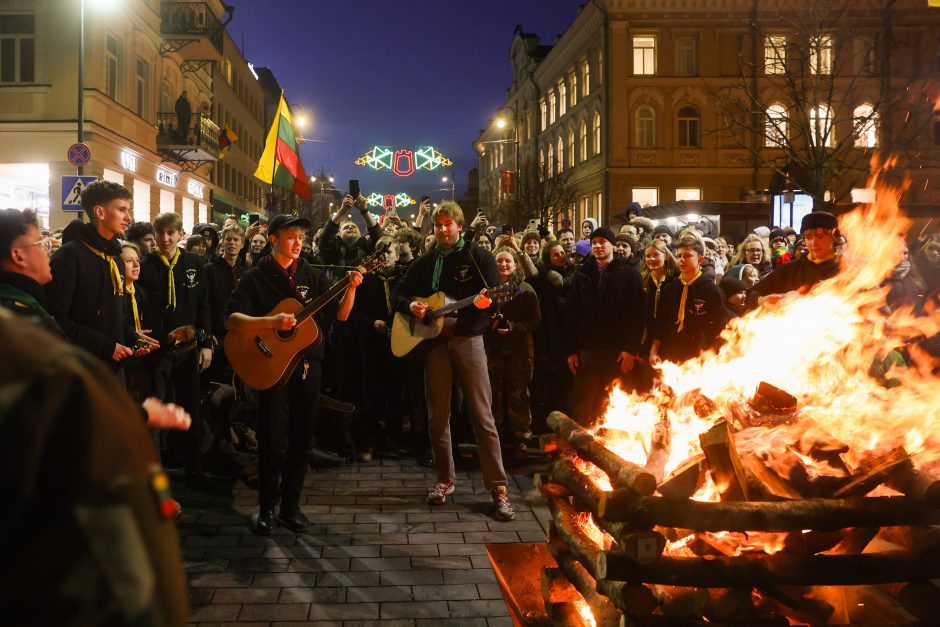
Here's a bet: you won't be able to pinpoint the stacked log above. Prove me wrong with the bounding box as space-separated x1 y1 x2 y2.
534 408 940 626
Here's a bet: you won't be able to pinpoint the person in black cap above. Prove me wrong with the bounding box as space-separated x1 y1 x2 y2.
225 213 362 535
652 224 675 250
565 226 646 425
746 211 842 309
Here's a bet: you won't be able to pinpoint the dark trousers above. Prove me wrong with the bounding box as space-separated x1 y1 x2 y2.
358 335 403 448
256 360 321 511
402 359 428 452
487 348 533 443
570 349 622 426
153 349 202 471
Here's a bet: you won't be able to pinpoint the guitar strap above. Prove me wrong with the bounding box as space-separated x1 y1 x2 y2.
464 244 491 290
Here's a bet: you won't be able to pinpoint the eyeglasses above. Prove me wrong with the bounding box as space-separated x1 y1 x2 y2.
745 248 763 254
20 237 52 254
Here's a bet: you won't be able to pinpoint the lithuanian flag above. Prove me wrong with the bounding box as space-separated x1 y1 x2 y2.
254 92 312 200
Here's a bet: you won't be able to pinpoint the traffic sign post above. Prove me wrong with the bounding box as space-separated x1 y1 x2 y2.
61 175 98 211
67 143 91 168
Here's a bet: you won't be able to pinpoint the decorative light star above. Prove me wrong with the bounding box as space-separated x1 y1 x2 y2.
355 145 452 176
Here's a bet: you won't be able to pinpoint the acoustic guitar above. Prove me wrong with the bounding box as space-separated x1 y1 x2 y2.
225 245 389 390
390 284 521 357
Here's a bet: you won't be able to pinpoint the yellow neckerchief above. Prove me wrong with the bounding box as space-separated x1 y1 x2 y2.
377 271 396 315
81 242 124 295
158 248 181 310
676 269 703 333
651 272 667 319
126 282 141 332
806 251 836 264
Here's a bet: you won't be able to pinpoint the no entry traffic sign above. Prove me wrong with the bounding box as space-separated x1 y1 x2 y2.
67 143 91 167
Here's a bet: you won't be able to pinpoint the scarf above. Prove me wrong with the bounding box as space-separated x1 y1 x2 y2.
158 249 180 310
806 252 835 264
126 283 141 332
431 237 465 291
268 257 305 302
676 270 702 333
82 242 124 295
650 273 667 319
378 272 396 315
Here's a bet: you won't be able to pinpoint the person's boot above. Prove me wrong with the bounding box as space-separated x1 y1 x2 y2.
278 505 309 532
253 507 276 536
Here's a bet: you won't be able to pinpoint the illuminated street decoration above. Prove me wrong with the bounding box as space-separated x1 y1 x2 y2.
355 145 453 177
366 192 416 211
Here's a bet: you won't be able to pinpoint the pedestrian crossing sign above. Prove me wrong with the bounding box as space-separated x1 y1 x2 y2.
61 175 98 211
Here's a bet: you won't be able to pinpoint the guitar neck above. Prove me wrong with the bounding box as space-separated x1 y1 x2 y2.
296 275 351 322
434 291 489 317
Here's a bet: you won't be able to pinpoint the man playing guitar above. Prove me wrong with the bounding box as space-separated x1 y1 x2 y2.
226 214 362 535
392 201 515 521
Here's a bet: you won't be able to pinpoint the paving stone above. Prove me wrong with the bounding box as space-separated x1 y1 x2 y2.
288 557 351 572
477 583 503 599
203 546 266 560
184 558 229 573
306 602 380 621
227 558 289 573
485 520 544 532
278 587 346 603
321 544 382 558
315 571 381 587
211 587 278 604
379 570 444 586
487 616 516 626
447 599 510 617
251 572 318 587
380 601 450 619
436 543 489 556
379 522 435 534
189 604 241 621
351 532 410 545
410 555 473 570
238 534 295 547
237 602 309 621
188 587 214 605
346 585 413 602
188 572 253 588
407 532 464 545
517 530 548 542
380 544 439 558
463 531 520 544
354 512 409 523
443 569 497 585
185 534 239 547
411 583 480 601
417 619 487 627
349 557 412 571
405 512 458 522
470 554 494 569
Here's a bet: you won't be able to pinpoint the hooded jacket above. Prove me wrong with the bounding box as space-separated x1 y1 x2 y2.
0 271 63 338
137 248 212 349
46 220 130 363
564 255 646 356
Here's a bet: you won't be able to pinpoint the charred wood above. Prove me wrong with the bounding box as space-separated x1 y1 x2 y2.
699 421 749 501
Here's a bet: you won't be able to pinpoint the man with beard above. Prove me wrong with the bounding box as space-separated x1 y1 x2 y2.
47 181 149 368
319 194 383 269
565 227 646 425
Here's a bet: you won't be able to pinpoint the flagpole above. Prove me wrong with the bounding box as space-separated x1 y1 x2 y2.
270 90 283 216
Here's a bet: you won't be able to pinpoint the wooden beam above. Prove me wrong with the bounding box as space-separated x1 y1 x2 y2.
699 421 749 501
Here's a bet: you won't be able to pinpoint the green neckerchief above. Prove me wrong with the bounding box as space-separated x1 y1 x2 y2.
0 282 44 312
431 237 465 291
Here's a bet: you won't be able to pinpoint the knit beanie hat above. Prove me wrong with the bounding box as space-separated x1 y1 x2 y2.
589 226 616 244
800 211 838 233
652 224 674 238
719 276 747 300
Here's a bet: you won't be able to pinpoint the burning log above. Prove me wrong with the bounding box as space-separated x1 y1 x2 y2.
547 411 657 496
546 534 622 626
833 446 909 498
698 421 749 501
598 491 933 532
656 455 705 501
539 433 575 457
885 458 940 507
594 579 656 619
740 454 802 500
594 522 666 566
549 457 603 515
652 585 711 619
881 581 940 623
595 546 940 587
543 485 604 570
540 567 581 604
547 602 590 627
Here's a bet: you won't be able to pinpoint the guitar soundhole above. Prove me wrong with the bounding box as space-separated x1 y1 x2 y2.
276 328 295 340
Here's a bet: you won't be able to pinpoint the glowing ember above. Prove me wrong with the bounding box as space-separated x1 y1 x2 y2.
575 511 613 550
574 599 597 627
572 456 613 492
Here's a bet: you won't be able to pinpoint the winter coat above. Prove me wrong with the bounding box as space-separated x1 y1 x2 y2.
318 219 383 269
204 256 244 341
653 273 729 363
137 248 212 348
746 255 840 309
46 220 130 363
484 278 541 360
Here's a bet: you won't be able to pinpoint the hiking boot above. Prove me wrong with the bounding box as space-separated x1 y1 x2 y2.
427 480 456 505
491 486 516 521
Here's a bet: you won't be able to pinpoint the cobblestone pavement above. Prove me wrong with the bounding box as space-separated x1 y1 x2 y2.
175 456 551 626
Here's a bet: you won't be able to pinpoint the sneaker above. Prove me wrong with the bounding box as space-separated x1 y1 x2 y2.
427 480 456 505
491 486 516 521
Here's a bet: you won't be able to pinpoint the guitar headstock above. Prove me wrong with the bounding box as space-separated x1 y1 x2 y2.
358 241 392 274
486 284 522 304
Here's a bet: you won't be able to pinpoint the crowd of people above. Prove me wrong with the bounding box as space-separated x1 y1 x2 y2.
2 180 939 537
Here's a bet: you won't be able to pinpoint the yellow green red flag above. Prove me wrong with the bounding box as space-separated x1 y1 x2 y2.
254 92 312 200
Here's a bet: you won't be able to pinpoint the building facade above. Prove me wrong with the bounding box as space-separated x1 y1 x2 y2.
477 0 940 237
0 0 294 233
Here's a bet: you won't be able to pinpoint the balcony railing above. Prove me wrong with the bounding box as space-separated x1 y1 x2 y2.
160 2 224 57
157 111 220 162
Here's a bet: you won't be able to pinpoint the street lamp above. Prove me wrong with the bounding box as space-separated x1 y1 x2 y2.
79 0 120 176
439 174 455 200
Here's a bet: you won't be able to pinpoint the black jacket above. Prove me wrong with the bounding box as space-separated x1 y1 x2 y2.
46 220 129 362
746 255 840 309
484 278 541 360
653 273 729 363
564 255 646 356
204 256 244 341
225 257 332 360
137 248 212 348
318 219 383 269
392 241 499 338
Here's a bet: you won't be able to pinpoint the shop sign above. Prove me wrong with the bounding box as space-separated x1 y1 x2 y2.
121 150 137 172
187 180 205 199
157 167 178 187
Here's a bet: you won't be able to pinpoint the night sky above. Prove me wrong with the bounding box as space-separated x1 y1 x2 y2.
229 0 582 213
